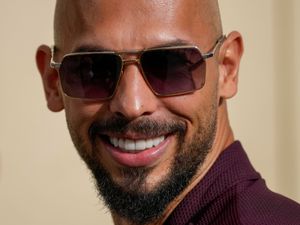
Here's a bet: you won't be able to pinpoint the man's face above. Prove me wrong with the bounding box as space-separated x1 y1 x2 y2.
54 0 221 223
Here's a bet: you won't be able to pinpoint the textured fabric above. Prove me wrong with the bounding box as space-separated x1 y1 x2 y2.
165 141 300 225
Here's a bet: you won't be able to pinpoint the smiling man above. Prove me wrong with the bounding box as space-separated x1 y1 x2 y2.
36 0 300 225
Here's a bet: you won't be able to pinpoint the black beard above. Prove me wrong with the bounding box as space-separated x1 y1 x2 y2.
67 108 217 225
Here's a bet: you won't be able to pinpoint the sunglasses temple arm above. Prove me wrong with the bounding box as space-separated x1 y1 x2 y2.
49 45 61 69
202 35 226 59
190 35 225 71
50 61 61 69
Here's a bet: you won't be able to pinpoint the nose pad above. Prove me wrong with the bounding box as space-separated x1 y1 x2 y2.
109 64 159 120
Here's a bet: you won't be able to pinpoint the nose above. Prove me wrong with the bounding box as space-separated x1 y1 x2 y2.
109 64 159 120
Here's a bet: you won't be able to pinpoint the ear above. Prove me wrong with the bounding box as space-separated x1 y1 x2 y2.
36 45 64 112
218 31 244 99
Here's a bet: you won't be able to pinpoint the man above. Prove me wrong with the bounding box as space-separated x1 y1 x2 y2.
36 0 300 224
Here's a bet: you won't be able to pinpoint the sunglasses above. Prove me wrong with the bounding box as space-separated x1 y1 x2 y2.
50 35 225 100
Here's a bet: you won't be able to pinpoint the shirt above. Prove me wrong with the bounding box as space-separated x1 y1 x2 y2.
165 141 300 225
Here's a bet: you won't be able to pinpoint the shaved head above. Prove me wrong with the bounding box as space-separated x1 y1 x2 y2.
54 0 222 51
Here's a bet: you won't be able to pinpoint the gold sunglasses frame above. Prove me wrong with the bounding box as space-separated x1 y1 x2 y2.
50 35 226 100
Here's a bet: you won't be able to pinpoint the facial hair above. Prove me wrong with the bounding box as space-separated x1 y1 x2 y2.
66 103 217 225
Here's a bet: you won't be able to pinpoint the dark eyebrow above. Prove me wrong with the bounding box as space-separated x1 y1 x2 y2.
73 45 112 53
150 39 194 49
73 39 194 52
52 45 110 55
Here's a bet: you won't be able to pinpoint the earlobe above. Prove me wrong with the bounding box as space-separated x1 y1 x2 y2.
36 45 64 112
218 31 244 100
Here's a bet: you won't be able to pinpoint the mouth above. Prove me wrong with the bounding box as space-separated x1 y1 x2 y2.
99 134 172 167
108 136 165 152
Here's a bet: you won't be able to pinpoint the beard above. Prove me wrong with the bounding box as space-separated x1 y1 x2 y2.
66 102 217 225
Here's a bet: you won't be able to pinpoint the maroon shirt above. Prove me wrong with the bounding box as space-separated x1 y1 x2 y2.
165 141 300 225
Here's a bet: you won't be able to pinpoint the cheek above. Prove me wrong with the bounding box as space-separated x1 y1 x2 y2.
161 82 218 137
64 99 106 137
163 89 216 120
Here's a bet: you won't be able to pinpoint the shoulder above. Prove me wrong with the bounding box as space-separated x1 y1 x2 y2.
237 179 300 225
166 142 300 225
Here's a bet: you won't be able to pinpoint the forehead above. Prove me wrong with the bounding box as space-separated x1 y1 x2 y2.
55 0 214 52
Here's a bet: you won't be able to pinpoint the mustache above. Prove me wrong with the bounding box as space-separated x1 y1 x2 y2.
88 116 186 141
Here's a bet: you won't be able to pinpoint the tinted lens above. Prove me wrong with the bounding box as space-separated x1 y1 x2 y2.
59 53 122 99
140 47 206 95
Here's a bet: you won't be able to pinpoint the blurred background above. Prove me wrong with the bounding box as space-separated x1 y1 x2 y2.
0 1 299 224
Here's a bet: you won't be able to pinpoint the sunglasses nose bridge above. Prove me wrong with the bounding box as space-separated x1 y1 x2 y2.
122 58 141 66
121 58 143 75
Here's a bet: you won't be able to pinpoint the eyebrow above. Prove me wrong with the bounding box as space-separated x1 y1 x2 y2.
73 45 111 53
150 39 194 48
70 38 194 53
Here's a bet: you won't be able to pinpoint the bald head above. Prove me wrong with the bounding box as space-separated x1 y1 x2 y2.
196 0 223 37
54 0 222 51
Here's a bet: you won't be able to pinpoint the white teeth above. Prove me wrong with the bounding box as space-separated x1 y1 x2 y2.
119 139 125 149
135 140 146 150
153 137 161 146
109 136 165 151
146 139 154 149
125 139 135 150
112 137 118 147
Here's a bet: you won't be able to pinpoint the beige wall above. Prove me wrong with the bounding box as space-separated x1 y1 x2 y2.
0 1 299 224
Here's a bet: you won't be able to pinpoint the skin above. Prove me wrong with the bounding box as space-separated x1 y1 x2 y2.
36 0 243 224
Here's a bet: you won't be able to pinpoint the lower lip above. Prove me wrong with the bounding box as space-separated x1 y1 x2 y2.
101 136 171 167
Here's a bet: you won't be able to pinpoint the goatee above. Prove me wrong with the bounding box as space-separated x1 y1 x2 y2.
67 107 216 224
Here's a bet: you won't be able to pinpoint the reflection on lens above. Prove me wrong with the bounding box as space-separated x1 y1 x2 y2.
140 47 206 95
59 53 122 99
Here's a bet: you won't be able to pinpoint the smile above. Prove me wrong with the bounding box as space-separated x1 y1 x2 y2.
109 136 165 151
99 132 174 167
